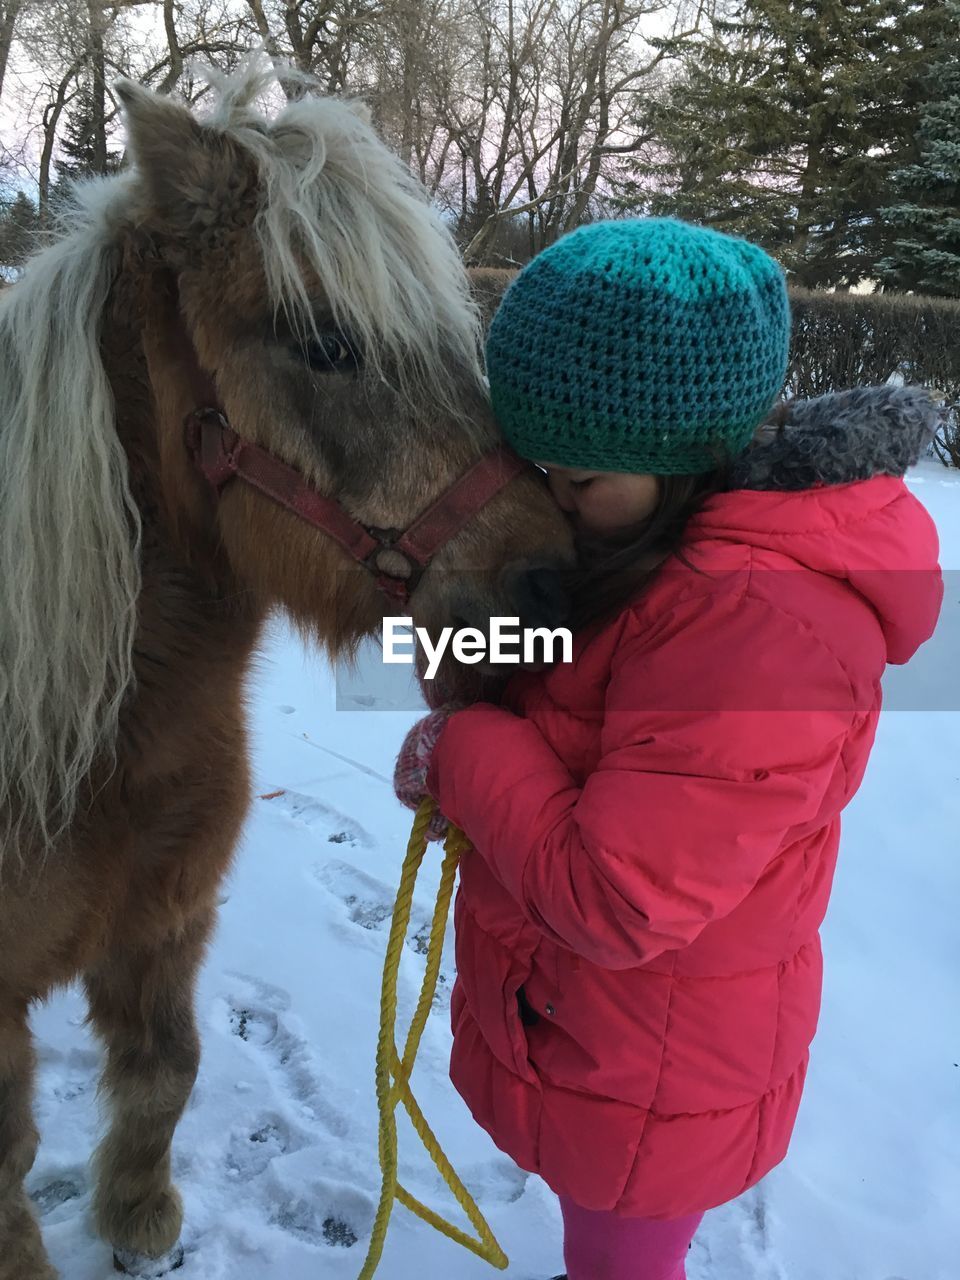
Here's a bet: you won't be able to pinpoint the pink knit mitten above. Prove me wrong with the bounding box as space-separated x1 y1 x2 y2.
393 706 459 841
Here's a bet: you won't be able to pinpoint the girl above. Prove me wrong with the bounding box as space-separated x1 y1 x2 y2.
393 219 942 1280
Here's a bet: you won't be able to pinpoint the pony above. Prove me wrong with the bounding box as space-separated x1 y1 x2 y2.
0 64 571 1279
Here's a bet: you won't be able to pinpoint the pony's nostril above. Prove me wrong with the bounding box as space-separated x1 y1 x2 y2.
514 566 570 629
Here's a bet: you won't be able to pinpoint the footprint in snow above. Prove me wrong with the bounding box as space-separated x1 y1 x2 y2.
445 1159 528 1205
730 1185 788 1279
315 859 431 937
34 1044 100 1113
226 1114 307 1180
315 861 456 1011
28 1170 87 1219
51 1075 92 1104
746 1186 769 1247
271 1198 352 1248
228 1003 280 1047
217 973 348 1138
266 1179 373 1251
260 789 372 848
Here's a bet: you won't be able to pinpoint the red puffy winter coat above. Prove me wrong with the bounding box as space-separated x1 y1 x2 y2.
427 389 942 1218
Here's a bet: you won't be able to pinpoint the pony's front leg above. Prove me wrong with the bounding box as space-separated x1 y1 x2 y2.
84 910 213 1274
0 1001 56 1280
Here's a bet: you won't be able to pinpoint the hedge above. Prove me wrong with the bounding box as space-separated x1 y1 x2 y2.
468 270 960 466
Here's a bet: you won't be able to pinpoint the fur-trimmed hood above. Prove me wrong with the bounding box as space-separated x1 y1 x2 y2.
689 385 943 664
730 384 939 491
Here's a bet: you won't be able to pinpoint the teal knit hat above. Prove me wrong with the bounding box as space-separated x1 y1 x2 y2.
486 218 790 475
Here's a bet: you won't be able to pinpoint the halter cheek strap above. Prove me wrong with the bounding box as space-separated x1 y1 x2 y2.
162 271 530 605
184 408 529 604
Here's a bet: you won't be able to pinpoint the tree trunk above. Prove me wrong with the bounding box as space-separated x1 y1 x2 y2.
39 71 78 224
0 0 23 103
87 0 108 175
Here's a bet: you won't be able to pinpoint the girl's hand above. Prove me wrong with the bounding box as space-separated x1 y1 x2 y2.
393 706 460 841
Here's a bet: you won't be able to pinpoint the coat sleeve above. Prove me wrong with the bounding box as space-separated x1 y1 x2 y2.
427 590 863 969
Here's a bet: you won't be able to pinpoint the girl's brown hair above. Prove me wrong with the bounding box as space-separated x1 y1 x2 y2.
565 469 727 632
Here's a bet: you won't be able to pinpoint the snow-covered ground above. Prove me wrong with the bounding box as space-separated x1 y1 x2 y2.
30 459 959 1280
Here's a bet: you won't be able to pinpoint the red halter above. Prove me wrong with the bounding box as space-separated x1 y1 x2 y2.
184 408 529 604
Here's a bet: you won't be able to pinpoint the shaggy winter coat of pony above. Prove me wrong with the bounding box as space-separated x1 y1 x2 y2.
0 62 572 1280
427 386 942 1217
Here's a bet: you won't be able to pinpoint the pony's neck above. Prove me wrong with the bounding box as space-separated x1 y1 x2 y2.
100 271 158 506
102 262 247 609
98 266 265 774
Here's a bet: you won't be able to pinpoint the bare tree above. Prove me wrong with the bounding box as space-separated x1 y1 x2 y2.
1 0 710 256
37 63 80 218
453 0 711 262
0 0 27 101
241 0 378 92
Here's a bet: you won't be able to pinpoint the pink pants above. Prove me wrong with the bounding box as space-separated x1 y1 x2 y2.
560 1196 704 1280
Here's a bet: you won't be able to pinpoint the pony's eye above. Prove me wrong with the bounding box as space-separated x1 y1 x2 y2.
299 333 359 372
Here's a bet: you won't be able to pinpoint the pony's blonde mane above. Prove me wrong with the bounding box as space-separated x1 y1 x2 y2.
201 61 485 422
0 177 142 854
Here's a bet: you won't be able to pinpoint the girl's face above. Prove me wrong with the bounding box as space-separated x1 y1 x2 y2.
536 462 660 536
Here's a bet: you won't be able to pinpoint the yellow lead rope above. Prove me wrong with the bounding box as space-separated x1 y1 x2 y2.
357 798 510 1279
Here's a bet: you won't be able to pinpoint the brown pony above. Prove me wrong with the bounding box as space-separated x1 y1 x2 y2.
0 65 570 1280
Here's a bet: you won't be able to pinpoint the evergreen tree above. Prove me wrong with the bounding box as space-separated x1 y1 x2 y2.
56 78 121 184
0 190 39 273
877 3 960 298
617 0 953 289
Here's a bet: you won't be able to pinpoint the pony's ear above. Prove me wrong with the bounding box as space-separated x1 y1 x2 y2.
115 79 242 231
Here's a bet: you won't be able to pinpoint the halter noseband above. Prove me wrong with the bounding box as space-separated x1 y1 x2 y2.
184 407 529 604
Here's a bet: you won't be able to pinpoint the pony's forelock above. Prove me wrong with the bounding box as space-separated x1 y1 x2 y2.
199 59 486 427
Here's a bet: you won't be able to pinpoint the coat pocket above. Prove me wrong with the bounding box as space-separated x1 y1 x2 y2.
454 899 538 1082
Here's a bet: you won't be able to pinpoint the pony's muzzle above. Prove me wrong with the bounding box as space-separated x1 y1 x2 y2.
506 563 570 631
